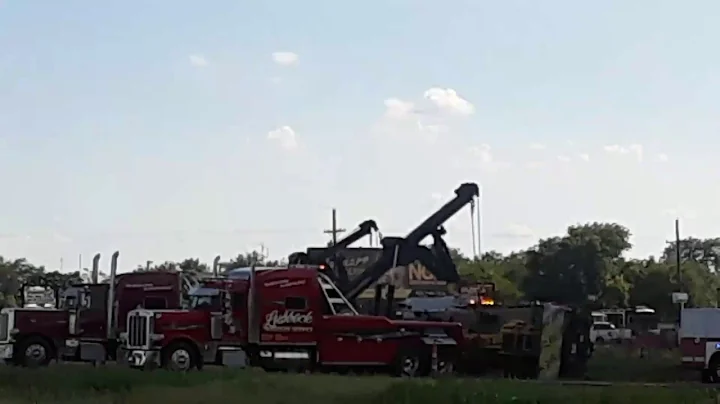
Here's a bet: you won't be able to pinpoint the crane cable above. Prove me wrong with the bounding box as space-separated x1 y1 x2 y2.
476 191 482 259
469 198 478 259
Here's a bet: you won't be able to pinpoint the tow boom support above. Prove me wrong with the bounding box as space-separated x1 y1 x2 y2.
289 219 378 265
343 182 479 301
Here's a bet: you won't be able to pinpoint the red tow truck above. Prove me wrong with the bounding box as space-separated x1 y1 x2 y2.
123 264 463 375
0 251 192 367
121 183 481 374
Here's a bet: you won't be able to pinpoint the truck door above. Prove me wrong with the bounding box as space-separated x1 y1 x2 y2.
209 290 245 342
315 275 392 365
76 284 109 339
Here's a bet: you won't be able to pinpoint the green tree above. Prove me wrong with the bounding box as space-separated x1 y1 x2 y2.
522 222 632 305
662 237 720 270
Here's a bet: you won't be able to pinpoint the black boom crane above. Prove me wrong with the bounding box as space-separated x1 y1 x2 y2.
342 182 480 303
288 219 379 267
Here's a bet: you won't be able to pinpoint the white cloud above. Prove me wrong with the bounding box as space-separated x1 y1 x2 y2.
528 143 546 150
272 51 299 66
188 54 208 67
603 143 643 162
267 126 298 150
423 87 475 116
557 155 571 163
656 153 669 162
579 153 590 162
379 87 474 139
384 98 416 120
628 144 643 162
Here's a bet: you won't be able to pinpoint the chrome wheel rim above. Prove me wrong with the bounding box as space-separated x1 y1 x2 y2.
401 355 419 376
170 349 192 371
24 344 46 364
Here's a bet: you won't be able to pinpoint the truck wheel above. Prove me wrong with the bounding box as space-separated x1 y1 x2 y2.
16 337 53 368
706 354 720 383
436 357 455 375
595 337 604 344
162 342 197 372
393 347 426 377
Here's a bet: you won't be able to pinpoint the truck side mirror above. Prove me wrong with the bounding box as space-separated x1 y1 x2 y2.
221 291 236 334
80 287 92 309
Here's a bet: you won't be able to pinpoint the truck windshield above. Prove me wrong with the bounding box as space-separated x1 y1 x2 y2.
60 296 78 309
187 287 221 310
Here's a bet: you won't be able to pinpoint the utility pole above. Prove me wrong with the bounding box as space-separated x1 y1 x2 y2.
675 218 681 289
323 208 346 246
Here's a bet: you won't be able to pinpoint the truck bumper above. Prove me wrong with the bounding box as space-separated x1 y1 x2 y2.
0 343 13 359
126 349 160 368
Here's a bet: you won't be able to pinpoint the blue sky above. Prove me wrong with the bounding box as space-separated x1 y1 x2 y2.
1 0 719 271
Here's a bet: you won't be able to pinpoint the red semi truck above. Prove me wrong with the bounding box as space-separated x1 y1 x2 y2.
121 183 481 374
0 251 191 367
122 264 464 376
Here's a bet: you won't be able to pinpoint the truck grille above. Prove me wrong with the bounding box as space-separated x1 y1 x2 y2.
127 314 152 347
0 313 8 341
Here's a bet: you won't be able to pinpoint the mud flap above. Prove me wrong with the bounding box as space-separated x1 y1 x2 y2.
116 347 129 366
80 342 107 363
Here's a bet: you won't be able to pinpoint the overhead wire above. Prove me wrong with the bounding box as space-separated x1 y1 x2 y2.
469 198 478 258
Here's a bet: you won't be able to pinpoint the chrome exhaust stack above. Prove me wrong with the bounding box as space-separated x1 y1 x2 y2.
106 251 119 339
92 253 101 284
213 255 221 277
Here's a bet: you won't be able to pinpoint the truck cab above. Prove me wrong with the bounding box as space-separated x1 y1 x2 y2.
123 264 464 376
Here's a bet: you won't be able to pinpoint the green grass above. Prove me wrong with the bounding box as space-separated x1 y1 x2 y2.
0 365 716 404
587 345 697 383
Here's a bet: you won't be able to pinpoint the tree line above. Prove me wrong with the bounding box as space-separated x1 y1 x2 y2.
455 222 720 321
1 222 719 320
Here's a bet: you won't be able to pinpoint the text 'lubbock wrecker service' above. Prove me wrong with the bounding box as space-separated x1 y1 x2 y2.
0 252 193 367
122 264 464 376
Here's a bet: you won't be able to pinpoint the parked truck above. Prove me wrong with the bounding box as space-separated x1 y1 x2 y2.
0 251 192 367
123 264 463 375
121 183 481 373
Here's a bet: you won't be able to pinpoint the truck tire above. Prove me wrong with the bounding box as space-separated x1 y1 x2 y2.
16 336 53 368
706 354 720 383
161 342 198 372
393 346 428 377
595 337 604 344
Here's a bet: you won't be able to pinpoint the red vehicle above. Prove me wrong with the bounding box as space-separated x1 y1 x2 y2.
0 251 190 367
122 264 464 376
679 308 720 383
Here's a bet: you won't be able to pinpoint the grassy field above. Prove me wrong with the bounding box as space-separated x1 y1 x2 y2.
587 345 698 383
0 347 713 403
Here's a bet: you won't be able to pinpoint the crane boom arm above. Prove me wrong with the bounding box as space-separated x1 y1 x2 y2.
342 183 479 301
405 183 479 243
